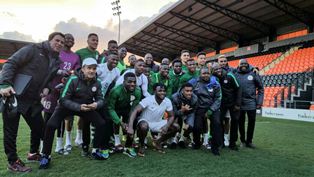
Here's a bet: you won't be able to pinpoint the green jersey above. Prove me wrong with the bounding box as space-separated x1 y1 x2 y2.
107 85 142 124
148 73 172 97
75 47 100 63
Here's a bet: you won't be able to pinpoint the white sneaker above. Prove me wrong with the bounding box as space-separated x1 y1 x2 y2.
224 134 229 147
75 139 83 147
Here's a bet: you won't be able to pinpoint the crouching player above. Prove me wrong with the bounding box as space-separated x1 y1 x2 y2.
107 72 142 157
171 83 198 148
39 58 107 169
127 83 180 157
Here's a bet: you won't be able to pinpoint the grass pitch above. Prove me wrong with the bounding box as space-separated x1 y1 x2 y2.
0 116 313 177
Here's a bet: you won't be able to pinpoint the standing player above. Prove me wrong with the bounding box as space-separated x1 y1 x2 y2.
144 53 159 73
180 50 190 73
169 59 184 94
148 64 172 97
97 53 121 96
127 55 137 69
95 53 120 156
179 59 199 87
161 58 170 66
212 63 242 150
189 67 222 155
99 40 118 64
117 47 127 72
197 52 207 69
76 33 100 62
116 59 150 98
42 33 80 155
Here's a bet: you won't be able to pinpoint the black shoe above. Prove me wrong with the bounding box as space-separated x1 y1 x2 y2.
178 141 186 148
246 143 256 149
169 142 177 149
211 148 220 156
229 145 239 151
192 143 201 150
91 149 105 160
39 155 51 169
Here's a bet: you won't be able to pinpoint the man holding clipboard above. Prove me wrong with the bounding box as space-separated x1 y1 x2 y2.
0 32 65 172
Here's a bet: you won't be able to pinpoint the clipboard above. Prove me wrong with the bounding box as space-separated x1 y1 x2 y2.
13 74 32 96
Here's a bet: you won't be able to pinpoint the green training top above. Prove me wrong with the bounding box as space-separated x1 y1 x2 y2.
169 70 184 94
75 48 100 63
107 84 142 125
148 73 172 97
179 71 199 87
117 60 126 72
182 65 188 73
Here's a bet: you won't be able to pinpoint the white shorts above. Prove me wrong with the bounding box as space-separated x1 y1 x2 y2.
138 119 167 133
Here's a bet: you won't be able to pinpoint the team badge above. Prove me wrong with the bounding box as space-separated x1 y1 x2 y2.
247 75 253 80
92 86 97 92
130 95 135 106
224 79 228 84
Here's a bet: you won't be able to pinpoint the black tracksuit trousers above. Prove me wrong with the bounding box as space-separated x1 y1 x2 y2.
239 110 256 144
42 107 106 155
2 107 44 162
194 108 222 150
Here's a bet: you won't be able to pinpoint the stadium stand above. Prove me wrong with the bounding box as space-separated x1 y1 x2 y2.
264 47 314 75
227 52 282 70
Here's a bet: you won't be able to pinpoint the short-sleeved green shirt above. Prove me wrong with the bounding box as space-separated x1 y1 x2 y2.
75 47 100 63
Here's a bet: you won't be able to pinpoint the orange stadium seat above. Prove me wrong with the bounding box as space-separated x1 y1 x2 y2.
263 86 285 107
227 52 281 70
264 47 314 75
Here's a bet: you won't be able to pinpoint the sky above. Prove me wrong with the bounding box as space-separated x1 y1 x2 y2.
0 0 178 50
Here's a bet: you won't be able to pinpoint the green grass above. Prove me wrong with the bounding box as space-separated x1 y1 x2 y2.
0 116 314 177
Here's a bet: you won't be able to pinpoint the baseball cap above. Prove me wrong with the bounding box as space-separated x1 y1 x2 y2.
82 58 97 66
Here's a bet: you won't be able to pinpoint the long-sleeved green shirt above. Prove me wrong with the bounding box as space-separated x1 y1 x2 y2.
107 85 142 124
169 70 184 94
148 73 172 97
179 71 199 88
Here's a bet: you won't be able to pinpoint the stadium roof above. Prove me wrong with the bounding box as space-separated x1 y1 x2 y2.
0 38 33 59
120 0 314 61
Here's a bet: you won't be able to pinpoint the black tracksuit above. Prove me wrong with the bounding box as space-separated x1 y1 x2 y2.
214 70 242 147
41 71 106 155
0 41 60 162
